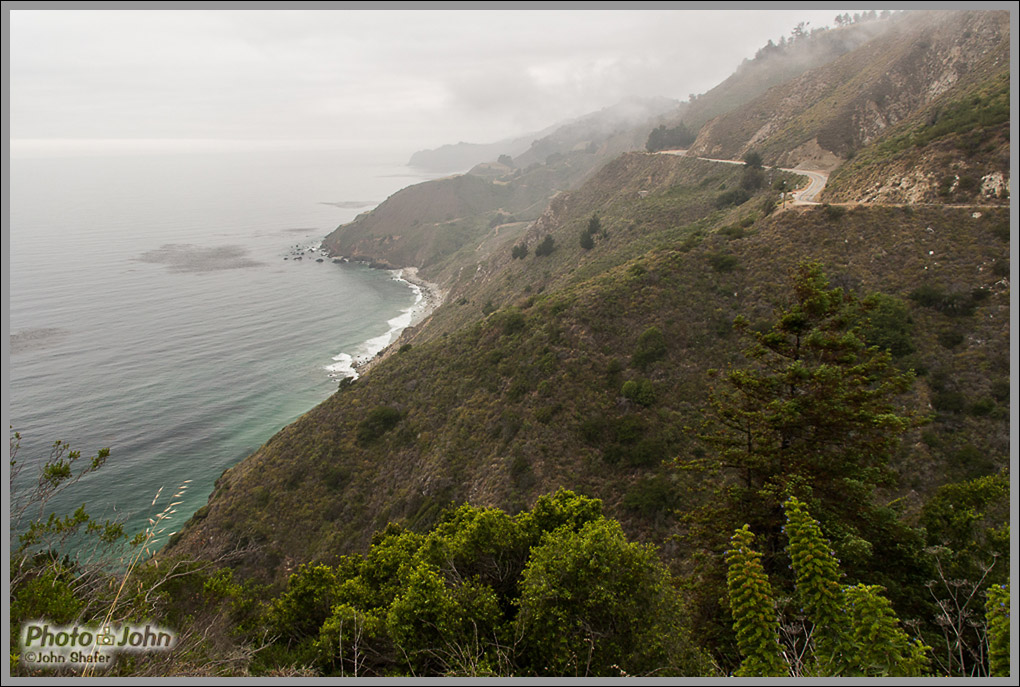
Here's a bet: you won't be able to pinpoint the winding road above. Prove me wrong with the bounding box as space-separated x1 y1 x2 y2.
786 169 828 204
658 150 830 205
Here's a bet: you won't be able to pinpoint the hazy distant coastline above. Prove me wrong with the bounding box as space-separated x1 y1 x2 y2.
320 200 379 209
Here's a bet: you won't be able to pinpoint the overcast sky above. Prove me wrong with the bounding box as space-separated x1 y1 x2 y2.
10 8 855 154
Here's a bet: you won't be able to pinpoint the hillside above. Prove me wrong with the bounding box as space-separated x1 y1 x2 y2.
405 95 678 175
160 9 1011 676
171 152 1009 584
670 12 900 133
823 65 1010 204
687 10 1010 183
174 7 1012 577
510 97 679 168
322 97 685 281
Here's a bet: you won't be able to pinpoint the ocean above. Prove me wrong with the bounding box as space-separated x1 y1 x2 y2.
8 143 438 548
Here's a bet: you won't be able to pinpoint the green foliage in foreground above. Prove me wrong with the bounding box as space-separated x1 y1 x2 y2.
727 498 929 677
985 583 1011 678
260 489 711 677
725 526 788 677
10 430 1010 678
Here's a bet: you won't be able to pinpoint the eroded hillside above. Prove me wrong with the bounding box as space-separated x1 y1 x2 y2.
688 10 1010 188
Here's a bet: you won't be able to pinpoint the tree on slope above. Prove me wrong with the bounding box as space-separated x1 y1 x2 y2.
690 262 927 599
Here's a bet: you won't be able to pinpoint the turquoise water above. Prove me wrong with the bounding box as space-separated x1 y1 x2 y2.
8 146 433 546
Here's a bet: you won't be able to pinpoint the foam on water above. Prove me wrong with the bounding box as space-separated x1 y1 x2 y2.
326 269 426 380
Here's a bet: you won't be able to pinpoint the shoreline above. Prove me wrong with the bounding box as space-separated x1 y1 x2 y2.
327 261 447 380
395 266 446 329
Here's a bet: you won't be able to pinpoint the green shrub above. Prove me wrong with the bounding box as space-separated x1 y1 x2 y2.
937 329 965 349
957 175 979 194
579 415 609 444
258 491 716 676
10 566 84 627
863 293 915 357
932 391 966 414
990 379 1010 403
622 475 678 517
621 378 657 407
605 433 666 468
516 518 707 676
948 444 997 480
986 584 1010 677
708 252 739 273
719 224 748 240
605 358 624 387
715 188 751 208
632 326 667 370
508 454 535 492
506 377 530 402
532 400 560 423
611 414 645 445
823 204 847 220
740 166 765 191
909 285 977 317
967 397 996 417
509 454 531 479
357 406 402 443
493 307 526 335
645 122 696 151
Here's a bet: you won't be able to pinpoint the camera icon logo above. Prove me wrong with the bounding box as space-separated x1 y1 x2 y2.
96 628 116 646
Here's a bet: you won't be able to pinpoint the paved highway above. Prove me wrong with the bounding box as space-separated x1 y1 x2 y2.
787 169 828 204
656 149 829 205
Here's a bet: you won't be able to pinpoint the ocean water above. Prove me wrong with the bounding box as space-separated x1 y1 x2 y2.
8 144 435 547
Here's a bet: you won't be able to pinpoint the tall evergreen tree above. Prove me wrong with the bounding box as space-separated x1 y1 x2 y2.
692 262 925 585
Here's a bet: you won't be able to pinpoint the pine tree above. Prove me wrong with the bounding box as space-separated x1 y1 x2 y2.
697 262 922 572
534 235 555 257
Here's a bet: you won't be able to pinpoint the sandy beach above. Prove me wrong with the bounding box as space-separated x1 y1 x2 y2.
397 266 446 328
